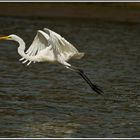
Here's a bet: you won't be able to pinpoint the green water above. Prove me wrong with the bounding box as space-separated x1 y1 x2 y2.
0 17 140 138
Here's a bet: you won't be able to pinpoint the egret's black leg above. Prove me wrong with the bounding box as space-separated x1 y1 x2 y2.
66 65 103 95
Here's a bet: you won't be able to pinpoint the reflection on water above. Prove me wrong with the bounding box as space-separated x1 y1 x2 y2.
0 17 140 138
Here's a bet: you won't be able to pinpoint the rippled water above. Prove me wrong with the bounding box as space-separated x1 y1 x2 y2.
0 17 140 138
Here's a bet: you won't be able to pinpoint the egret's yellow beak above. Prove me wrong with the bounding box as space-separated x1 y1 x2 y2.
0 36 11 40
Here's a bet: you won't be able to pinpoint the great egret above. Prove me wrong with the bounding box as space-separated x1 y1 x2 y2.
0 28 103 95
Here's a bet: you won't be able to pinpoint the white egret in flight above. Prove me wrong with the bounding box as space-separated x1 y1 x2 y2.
0 28 103 95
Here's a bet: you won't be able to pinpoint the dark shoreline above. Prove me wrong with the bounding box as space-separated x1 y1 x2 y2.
0 3 140 23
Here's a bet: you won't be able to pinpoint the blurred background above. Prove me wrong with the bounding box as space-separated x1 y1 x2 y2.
0 2 140 138
0 2 140 22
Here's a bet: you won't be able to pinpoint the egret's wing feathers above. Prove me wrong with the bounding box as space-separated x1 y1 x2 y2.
26 31 49 55
20 30 50 65
20 28 84 66
43 28 84 61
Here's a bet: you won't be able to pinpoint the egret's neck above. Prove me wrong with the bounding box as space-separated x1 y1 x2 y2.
14 37 26 49
14 36 38 62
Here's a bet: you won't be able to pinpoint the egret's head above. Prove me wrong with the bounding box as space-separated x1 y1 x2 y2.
0 34 23 43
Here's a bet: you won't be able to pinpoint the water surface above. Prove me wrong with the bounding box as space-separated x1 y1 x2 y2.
0 17 140 138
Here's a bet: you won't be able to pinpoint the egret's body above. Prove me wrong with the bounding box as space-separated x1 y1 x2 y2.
0 28 103 94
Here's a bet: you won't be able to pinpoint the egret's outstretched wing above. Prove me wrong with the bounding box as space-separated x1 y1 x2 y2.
19 30 50 65
43 28 84 61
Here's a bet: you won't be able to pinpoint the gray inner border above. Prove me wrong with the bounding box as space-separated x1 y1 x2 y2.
0 0 140 2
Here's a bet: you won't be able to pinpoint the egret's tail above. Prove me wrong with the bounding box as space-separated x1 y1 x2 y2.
72 52 85 59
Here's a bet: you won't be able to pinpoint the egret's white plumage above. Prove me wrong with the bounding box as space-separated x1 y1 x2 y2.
0 28 103 94
18 28 84 66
